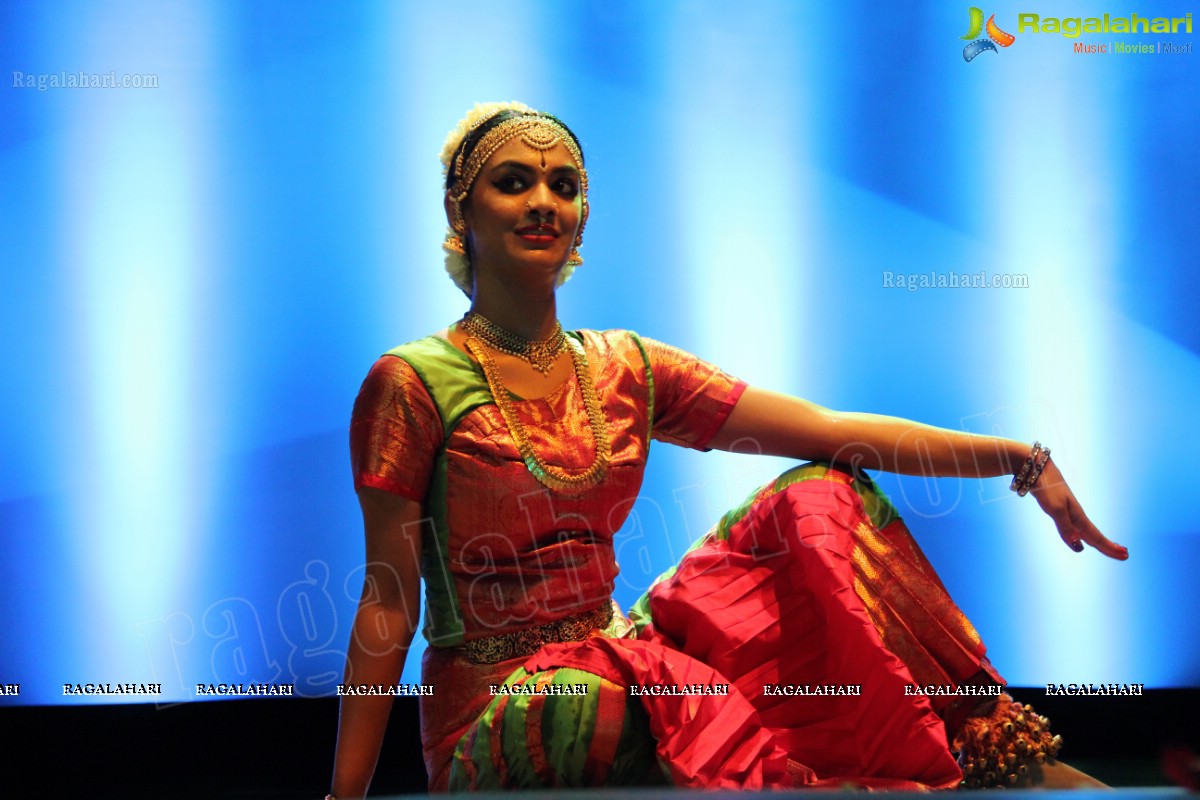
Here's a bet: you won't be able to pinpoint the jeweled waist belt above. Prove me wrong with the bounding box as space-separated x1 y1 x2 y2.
459 602 613 665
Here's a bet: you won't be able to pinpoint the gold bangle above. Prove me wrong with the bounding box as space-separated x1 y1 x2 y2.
1010 442 1051 497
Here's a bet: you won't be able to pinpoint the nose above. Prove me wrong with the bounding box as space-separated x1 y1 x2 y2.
526 181 558 218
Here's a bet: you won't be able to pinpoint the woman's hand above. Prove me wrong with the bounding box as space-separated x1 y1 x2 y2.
1030 459 1129 560
711 387 1130 560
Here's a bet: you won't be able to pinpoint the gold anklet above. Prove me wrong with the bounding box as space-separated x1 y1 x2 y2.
954 693 1063 787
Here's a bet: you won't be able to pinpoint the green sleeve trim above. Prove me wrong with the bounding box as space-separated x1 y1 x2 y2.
383 336 491 646
385 336 493 438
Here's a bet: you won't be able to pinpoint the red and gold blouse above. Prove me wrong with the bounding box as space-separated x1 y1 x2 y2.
350 329 746 646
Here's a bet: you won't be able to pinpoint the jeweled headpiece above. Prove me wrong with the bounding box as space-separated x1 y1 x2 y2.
440 102 589 297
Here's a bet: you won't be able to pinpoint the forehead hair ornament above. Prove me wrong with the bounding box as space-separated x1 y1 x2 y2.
446 115 588 207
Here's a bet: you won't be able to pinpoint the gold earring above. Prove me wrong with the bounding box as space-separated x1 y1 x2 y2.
565 228 584 266
443 229 466 255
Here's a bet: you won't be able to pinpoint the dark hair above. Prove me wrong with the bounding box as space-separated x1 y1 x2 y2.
444 109 586 192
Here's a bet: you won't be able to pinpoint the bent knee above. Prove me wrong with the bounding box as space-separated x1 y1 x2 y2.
450 665 656 789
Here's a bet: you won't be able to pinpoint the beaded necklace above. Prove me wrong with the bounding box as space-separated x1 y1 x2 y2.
462 322 610 493
460 311 566 375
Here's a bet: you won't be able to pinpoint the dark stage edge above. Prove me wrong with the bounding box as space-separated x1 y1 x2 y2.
3 690 1197 798
376 793 1189 800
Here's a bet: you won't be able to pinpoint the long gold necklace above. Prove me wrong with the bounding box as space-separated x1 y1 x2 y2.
460 311 566 375
464 332 610 493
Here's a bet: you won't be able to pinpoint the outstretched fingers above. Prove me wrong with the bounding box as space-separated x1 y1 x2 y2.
1057 497 1129 561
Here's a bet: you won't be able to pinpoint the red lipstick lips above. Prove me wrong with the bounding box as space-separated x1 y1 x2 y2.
516 224 558 244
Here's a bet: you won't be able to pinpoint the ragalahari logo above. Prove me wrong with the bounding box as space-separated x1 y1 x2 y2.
962 7 1016 61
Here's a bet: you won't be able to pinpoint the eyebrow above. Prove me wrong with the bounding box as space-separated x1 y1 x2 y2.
488 159 580 175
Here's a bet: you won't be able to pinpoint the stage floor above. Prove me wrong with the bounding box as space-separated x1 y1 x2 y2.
4 695 1195 798
368 791 1190 799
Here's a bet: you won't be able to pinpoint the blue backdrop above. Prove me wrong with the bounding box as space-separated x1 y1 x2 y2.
2 0 1197 706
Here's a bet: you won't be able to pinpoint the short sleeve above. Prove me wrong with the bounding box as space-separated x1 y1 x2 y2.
349 355 443 502
643 337 747 451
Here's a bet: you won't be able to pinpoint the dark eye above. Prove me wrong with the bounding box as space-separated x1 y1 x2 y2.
493 174 527 193
553 178 579 198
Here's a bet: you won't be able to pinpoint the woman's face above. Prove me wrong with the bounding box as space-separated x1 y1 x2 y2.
459 136 585 286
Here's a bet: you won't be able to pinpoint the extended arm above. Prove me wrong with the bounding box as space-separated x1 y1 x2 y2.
708 386 1128 560
330 488 425 799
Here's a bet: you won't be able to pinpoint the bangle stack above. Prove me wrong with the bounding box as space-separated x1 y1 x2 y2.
1010 442 1051 497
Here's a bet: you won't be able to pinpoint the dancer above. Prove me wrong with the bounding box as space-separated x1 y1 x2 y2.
328 102 1126 797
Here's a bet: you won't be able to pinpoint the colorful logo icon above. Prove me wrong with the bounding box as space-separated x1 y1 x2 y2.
962 7 1016 61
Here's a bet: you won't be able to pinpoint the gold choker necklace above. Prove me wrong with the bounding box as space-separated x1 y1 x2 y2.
464 332 610 493
460 311 566 375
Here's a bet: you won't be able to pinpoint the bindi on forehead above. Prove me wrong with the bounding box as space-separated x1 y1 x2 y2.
517 141 549 170
490 139 577 174
525 143 552 170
